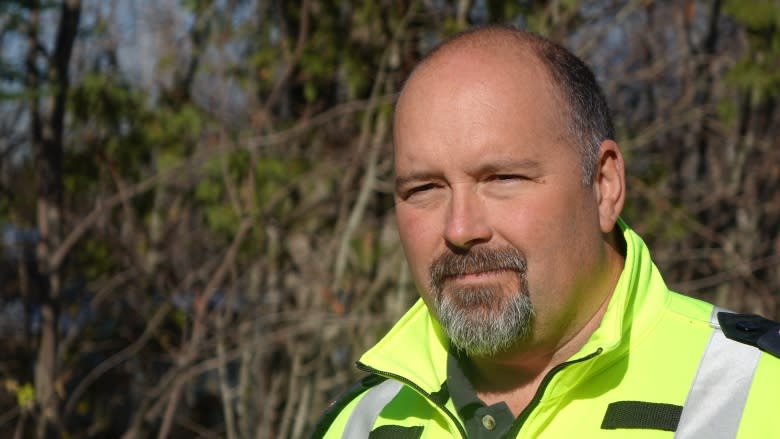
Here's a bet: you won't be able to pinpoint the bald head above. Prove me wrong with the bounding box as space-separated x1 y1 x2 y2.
396 25 614 185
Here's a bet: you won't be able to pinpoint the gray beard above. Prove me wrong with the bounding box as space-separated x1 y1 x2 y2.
430 247 535 357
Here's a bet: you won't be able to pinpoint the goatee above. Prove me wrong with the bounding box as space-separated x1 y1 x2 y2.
429 246 535 357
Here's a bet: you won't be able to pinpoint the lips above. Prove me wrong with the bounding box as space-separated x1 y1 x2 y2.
446 269 515 282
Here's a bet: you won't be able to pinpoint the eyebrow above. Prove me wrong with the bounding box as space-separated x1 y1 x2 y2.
473 157 542 174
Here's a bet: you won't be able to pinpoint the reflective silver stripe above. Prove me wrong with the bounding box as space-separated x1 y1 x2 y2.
675 306 761 438
341 379 403 438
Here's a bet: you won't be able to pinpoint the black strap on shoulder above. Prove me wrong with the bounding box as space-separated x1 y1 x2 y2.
601 401 682 431
309 373 387 438
718 312 780 359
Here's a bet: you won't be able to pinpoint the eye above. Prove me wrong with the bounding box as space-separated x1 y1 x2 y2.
489 174 526 182
404 183 438 198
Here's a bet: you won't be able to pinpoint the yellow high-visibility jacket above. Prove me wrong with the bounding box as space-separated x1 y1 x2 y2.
313 222 780 438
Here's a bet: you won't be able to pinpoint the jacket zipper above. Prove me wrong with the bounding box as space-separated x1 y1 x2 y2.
504 347 603 437
356 361 469 438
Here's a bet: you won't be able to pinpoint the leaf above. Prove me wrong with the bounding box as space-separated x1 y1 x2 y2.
16 382 35 410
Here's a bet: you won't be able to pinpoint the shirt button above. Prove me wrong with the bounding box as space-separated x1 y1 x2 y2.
482 414 496 431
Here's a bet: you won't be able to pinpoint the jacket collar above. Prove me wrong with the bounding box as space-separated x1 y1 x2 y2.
358 220 671 398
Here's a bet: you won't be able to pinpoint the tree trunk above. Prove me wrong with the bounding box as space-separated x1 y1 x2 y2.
27 1 82 437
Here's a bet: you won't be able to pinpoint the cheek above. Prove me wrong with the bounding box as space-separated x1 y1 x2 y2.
520 193 601 300
493 195 563 245
492 192 585 283
396 207 440 282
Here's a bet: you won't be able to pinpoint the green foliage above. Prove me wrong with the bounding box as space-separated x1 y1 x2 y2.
147 105 204 151
723 0 780 102
193 151 312 237
256 156 306 209
725 60 780 102
70 74 142 124
724 0 780 28
717 97 738 127
343 54 372 100
194 164 240 237
299 5 346 102
75 238 117 281
172 309 188 329
16 382 35 410
486 0 524 23
730 60 777 99
525 1 580 35
249 47 278 88
445 17 468 37
66 73 153 195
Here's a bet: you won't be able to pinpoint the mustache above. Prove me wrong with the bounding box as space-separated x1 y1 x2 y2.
429 247 527 288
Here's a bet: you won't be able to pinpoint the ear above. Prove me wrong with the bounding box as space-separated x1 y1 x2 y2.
593 140 625 234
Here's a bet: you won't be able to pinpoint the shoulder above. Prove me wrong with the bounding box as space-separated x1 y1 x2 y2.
724 312 780 437
309 374 387 438
663 293 780 360
718 311 780 359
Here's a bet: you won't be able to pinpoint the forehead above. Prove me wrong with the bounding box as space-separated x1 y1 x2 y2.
393 45 568 167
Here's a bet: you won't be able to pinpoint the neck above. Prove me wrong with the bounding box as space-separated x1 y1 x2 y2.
467 288 610 389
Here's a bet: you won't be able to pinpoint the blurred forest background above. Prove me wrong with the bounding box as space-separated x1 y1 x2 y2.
0 0 778 437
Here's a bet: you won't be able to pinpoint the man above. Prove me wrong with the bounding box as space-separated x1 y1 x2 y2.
313 25 780 438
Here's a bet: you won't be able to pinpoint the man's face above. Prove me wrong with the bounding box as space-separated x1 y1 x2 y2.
393 48 609 356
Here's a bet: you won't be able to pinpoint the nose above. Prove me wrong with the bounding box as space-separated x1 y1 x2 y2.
443 187 492 250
